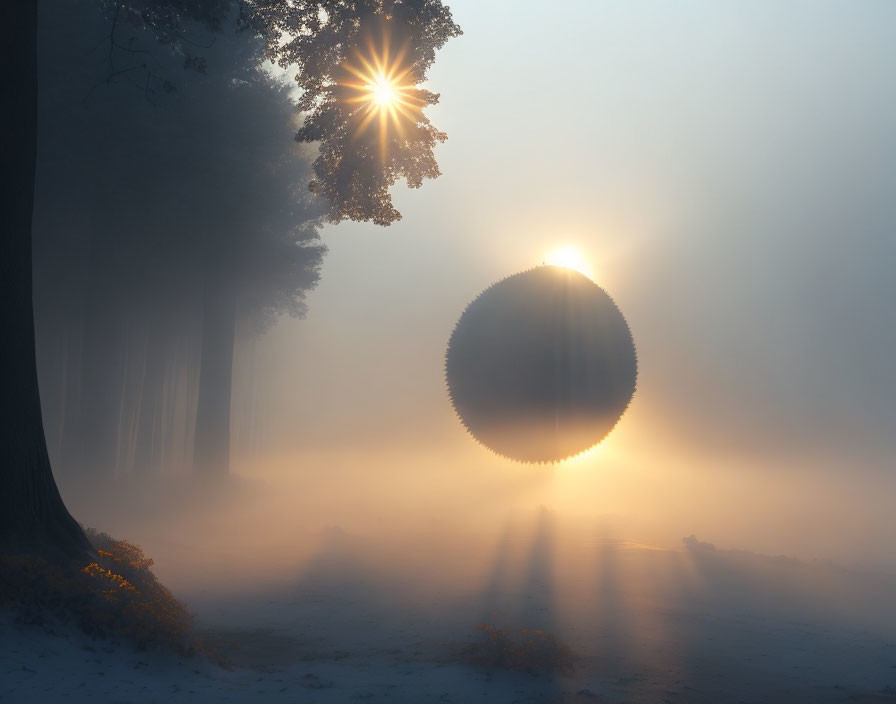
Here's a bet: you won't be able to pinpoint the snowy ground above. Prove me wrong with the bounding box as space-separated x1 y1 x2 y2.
1 615 574 703
5 533 896 703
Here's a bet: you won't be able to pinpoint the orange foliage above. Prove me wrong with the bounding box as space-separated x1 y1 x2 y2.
0 530 195 654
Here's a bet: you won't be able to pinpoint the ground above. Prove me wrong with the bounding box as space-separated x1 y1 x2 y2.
4 533 896 703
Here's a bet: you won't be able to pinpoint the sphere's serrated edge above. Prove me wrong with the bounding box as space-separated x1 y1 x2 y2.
443 265 639 465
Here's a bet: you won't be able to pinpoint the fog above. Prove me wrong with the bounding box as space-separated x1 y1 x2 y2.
196 0 896 568
23 1 896 700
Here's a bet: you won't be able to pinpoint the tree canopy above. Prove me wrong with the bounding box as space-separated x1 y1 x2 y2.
101 0 462 225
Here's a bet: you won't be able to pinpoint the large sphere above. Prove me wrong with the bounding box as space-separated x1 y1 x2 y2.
445 265 637 463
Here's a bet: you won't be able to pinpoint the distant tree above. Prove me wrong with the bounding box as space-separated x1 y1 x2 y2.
186 68 328 478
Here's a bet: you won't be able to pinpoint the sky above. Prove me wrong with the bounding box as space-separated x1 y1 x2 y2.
226 1 896 569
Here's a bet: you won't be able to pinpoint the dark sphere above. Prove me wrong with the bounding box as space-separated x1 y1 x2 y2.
445 265 637 463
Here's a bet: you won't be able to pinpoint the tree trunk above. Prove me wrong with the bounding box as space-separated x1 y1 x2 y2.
193 276 236 477
0 1 90 560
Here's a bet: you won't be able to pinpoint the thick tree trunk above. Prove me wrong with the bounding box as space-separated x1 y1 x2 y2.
193 276 237 477
0 2 90 559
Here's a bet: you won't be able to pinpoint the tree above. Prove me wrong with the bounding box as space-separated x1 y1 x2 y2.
248 1 461 225
186 62 328 478
0 2 92 559
109 0 462 225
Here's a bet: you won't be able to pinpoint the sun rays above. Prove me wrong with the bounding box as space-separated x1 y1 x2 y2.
339 30 425 160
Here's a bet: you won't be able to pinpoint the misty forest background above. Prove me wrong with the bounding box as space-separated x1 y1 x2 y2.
34 1 420 487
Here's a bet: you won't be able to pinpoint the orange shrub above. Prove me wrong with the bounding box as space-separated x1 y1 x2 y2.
0 528 195 654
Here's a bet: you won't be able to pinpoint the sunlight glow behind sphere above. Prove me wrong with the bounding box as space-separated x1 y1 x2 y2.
546 246 592 278
445 266 637 463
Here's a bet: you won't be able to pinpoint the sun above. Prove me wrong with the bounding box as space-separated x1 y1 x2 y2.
338 30 424 160
546 246 593 279
368 76 398 106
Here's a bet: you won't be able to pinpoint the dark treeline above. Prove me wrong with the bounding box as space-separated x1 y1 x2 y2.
33 1 326 483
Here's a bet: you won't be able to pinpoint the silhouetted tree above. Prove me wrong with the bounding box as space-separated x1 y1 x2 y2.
244 2 461 225
0 3 91 559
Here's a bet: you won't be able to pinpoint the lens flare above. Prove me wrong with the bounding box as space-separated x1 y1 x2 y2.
370 78 397 106
338 28 425 160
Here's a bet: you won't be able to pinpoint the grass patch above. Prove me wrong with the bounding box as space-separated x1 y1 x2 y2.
460 623 575 675
0 528 195 654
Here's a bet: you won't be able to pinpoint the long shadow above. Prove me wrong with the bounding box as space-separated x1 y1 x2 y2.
478 508 557 630
474 507 567 700
478 520 515 626
520 506 557 632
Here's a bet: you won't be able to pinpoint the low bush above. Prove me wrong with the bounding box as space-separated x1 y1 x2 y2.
461 623 575 675
0 528 195 654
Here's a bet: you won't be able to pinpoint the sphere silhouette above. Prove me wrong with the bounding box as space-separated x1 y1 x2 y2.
446 265 637 463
